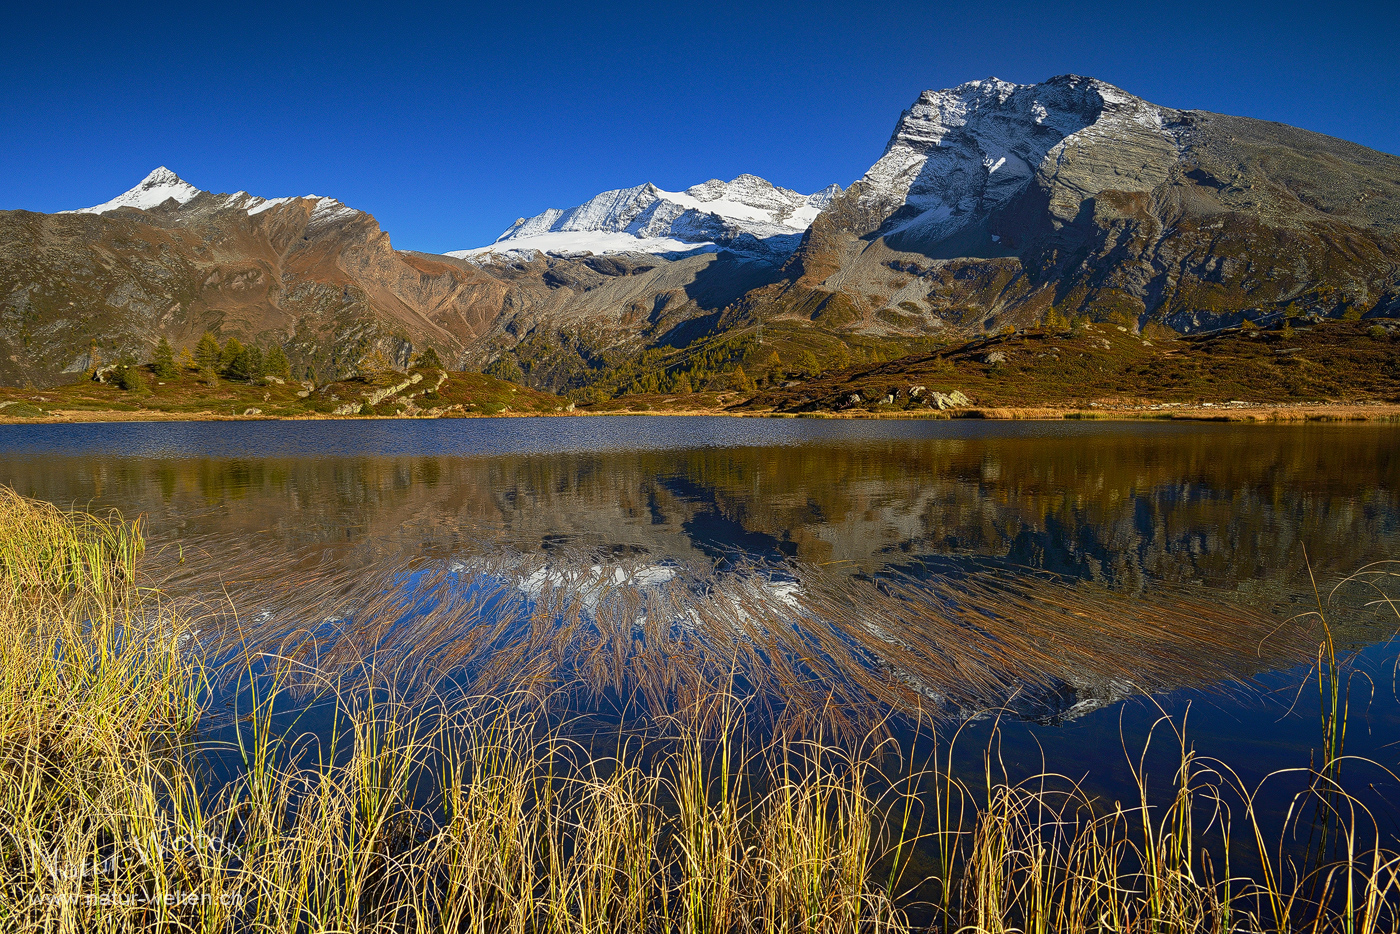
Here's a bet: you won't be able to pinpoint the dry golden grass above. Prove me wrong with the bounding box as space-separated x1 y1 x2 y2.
186 546 1311 745
3 487 1400 932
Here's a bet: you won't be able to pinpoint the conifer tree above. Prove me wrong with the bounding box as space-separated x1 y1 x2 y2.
115 364 148 394
152 337 177 378
225 346 252 382
265 344 291 380
412 347 444 370
730 365 754 392
219 338 245 376
194 332 221 370
358 348 398 385
485 355 524 384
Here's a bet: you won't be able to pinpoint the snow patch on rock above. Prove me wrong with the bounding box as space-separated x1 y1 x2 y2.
68 169 365 226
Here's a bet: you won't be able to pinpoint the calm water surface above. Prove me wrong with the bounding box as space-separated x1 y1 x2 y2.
2 416 1396 600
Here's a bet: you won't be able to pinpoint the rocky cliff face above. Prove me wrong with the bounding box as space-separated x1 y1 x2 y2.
767 75 1400 336
856 77 1179 253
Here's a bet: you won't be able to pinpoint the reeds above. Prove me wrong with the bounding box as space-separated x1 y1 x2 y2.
3 487 1400 932
0 485 144 601
185 546 1312 743
0 488 204 930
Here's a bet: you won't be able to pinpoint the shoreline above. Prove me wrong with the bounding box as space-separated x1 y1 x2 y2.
3 401 1400 426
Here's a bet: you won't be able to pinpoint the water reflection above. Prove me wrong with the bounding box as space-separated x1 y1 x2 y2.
1 419 1395 610
0 418 1392 722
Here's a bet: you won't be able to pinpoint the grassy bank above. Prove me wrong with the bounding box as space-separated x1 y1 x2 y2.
2 490 1399 931
740 318 1400 415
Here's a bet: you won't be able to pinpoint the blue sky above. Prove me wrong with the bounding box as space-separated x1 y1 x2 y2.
3 0 1396 254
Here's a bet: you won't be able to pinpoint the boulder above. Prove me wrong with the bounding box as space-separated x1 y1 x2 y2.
929 390 972 410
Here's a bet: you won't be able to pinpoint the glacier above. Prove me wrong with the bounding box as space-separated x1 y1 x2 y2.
453 174 842 264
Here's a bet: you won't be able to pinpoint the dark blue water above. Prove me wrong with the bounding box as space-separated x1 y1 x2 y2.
0 413 1257 458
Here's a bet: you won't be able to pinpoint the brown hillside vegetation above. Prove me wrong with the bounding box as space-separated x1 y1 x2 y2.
0 364 563 422
735 318 1400 415
4 319 1399 423
5 78 1400 397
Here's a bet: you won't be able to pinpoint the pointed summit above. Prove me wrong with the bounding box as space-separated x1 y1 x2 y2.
68 166 204 215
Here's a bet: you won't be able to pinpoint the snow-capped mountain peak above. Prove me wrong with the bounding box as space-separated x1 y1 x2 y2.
856 75 1181 250
64 168 365 228
454 175 842 263
67 166 205 215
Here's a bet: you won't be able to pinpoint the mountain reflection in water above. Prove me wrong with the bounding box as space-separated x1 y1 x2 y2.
0 417 1396 724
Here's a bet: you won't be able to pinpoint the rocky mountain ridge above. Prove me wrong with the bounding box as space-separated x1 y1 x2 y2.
0 168 779 386
453 175 841 263
855 77 1182 254
1 170 489 384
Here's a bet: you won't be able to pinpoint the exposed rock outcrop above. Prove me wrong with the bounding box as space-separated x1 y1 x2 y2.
761 75 1400 338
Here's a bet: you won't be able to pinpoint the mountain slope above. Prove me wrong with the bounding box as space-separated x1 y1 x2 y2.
0 169 495 384
3 75 1399 393
0 169 773 386
757 75 1400 339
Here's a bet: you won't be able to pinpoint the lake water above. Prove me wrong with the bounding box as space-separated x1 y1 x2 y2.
3 416 1399 812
